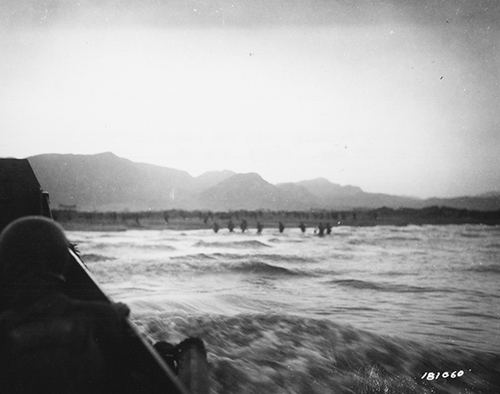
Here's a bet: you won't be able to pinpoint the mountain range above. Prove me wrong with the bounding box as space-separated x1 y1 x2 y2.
26 152 500 211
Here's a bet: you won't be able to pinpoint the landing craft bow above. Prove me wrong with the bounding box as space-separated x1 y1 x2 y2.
0 158 190 394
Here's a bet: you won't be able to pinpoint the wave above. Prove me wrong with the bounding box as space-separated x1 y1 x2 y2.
170 253 217 261
105 259 306 277
92 242 176 251
451 310 499 320
382 236 421 242
460 232 484 238
347 238 377 246
484 243 500 249
157 236 184 242
194 240 271 249
330 232 352 237
466 264 500 274
327 278 448 293
206 253 313 264
80 253 116 262
136 313 499 394
179 261 305 277
268 237 305 243
376 270 417 277
229 261 302 276
90 241 128 249
328 253 354 261
348 236 421 245
137 244 177 251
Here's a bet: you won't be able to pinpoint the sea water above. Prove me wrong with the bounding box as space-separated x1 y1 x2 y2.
69 225 500 393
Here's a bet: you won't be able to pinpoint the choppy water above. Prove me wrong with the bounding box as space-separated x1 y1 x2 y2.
69 225 500 393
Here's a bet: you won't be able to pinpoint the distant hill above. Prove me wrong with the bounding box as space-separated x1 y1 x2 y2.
477 191 500 198
296 178 363 198
195 170 236 191
295 178 421 209
275 183 320 209
199 173 287 210
29 152 196 210
420 196 500 212
25 152 500 211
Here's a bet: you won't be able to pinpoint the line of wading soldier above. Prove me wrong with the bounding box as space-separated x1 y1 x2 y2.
211 220 333 236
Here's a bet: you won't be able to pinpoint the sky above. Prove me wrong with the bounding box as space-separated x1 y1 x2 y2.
1 0 499 198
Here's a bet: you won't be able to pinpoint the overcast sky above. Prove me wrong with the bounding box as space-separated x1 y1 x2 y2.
1 0 499 198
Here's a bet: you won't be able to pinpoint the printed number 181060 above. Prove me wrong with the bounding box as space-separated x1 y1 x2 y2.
421 370 464 381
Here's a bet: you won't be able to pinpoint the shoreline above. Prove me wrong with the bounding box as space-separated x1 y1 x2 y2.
54 207 500 232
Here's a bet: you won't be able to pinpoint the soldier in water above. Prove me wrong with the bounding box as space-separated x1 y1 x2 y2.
299 222 306 233
318 222 325 237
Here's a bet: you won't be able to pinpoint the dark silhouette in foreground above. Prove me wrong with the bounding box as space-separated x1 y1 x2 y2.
278 222 285 233
299 222 306 233
212 222 220 233
153 338 208 394
0 159 209 394
256 222 263 234
227 220 235 233
0 217 131 393
0 217 208 394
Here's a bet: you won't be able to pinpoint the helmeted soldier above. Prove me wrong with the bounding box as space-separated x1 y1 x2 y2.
0 216 130 394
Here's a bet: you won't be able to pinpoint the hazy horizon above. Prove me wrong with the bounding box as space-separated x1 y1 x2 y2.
10 150 496 200
1 0 499 198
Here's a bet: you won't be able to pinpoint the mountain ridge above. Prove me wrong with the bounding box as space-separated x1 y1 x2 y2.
24 152 500 211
